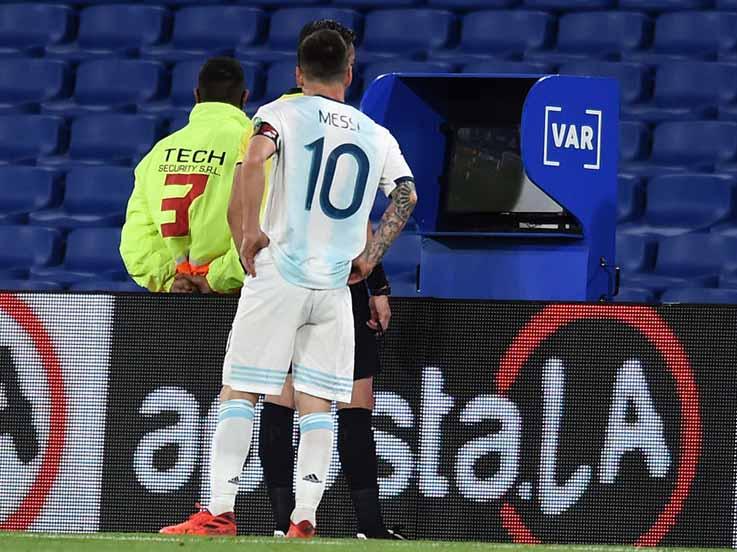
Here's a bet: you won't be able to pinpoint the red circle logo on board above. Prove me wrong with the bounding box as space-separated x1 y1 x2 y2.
496 304 701 547
0 293 67 530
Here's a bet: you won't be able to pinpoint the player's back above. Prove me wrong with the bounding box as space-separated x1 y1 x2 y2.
135 102 251 267
255 95 402 290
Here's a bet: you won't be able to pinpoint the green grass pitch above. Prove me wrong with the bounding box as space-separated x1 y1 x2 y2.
0 533 732 552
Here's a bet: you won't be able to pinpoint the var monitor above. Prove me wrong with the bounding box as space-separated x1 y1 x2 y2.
437 125 581 235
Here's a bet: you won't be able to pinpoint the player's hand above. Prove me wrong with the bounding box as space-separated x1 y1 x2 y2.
240 230 270 277
171 274 196 293
367 295 391 334
187 275 213 294
348 255 373 285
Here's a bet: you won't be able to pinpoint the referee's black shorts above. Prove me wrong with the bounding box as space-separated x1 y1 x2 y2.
350 281 381 381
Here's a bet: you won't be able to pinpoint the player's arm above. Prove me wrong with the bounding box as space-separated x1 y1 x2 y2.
120 160 177 292
236 134 276 276
350 135 418 284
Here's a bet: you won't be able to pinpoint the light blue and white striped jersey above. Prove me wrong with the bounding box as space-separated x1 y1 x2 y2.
253 95 413 289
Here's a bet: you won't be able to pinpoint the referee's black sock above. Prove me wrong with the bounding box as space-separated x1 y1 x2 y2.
338 407 387 537
259 402 295 533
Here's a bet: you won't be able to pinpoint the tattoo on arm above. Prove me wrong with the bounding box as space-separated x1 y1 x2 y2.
365 180 417 267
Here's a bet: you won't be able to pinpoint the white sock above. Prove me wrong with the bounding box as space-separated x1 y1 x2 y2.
291 412 334 527
207 399 255 516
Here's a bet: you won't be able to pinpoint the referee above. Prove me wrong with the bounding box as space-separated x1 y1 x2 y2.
256 20 403 540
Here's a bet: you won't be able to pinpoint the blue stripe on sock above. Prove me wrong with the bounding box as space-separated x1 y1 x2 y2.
218 399 254 422
299 413 333 433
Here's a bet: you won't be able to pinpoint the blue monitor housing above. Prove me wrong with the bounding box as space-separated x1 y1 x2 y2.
362 74 619 301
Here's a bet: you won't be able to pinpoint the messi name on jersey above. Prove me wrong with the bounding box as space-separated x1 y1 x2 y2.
318 110 360 132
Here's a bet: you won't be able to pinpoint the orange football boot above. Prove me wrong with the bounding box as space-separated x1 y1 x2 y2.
159 503 236 536
286 520 316 539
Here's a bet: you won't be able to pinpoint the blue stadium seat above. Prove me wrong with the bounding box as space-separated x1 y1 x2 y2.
0 167 61 224
559 62 649 105
622 62 737 122
626 12 737 64
621 121 737 177
142 7 266 62
0 225 62 279
620 0 713 9
617 175 644 222
0 115 64 163
619 174 735 237
616 234 655 274
0 279 64 292
429 0 519 8
526 12 650 65
46 5 169 60
661 287 737 304
263 61 301 103
434 10 554 62
41 115 162 167
232 0 323 4
70 278 145 292
623 234 726 292
28 167 132 229
363 61 454 92
0 4 73 57
31 227 127 285
717 0 737 7
359 10 455 62
614 287 655 303
333 0 421 6
523 0 615 9
462 60 553 74
0 59 70 114
236 8 361 63
43 60 166 116
620 121 649 161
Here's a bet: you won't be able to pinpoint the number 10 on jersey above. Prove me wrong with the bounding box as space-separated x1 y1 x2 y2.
304 138 369 220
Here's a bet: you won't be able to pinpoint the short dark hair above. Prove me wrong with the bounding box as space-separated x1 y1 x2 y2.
197 57 245 107
297 19 356 49
297 29 350 84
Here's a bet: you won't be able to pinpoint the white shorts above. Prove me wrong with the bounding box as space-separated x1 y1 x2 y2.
222 247 355 403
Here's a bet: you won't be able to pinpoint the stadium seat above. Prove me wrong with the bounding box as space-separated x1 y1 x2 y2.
621 121 737 177
622 62 737 122
617 175 644 222
232 0 323 4
523 0 615 9
626 12 737 64
263 61 301 103
462 60 553 74
42 60 166 116
428 0 519 8
30 227 127 285
358 10 455 62
619 121 650 161
70 278 145 292
661 287 737 304
28 167 133 228
0 279 64 292
433 10 554 62
717 0 737 7
0 225 62 279
614 287 655 303
619 0 713 9
363 61 454 92
0 167 62 224
616 234 655 274
0 115 64 163
142 7 266 62
559 62 649 105
46 5 169 60
333 0 421 6
41 115 163 167
619 174 735 237
526 12 651 65
236 8 361 63
0 59 70 114
168 114 190 133
623 234 726 292
0 4 74 57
